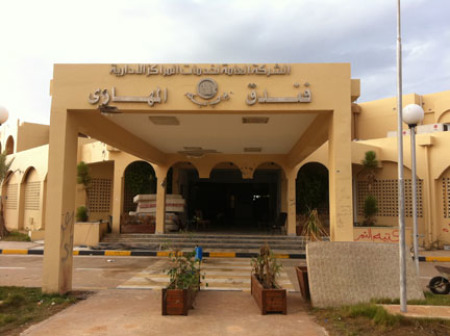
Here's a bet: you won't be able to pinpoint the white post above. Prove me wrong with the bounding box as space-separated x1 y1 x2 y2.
396 0 407 313
410 126 420 276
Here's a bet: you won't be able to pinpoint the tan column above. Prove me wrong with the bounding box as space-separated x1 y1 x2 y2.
42 111 78 294
286 173 297 236
280 175 287 213
39 180 46 230
17 180 25 230
328 111 354 241
155 167 168 234
111 162 124 234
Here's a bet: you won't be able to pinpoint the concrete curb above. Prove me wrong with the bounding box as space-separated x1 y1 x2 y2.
1 248 449 261
0 249 305 258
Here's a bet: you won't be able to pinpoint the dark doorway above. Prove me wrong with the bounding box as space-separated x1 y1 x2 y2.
188 167 280 232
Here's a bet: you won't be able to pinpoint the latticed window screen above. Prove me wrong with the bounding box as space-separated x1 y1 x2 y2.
5 184 18 209
357 179 423 217
442 177 450 218
24 181 40 210
87 178 112 213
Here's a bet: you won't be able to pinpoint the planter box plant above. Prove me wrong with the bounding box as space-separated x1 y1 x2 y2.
295 266 310 301
162 250 200 316
251 245 287 315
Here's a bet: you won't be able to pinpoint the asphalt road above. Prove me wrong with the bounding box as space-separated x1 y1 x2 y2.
0 255 160 290
0 254 447 292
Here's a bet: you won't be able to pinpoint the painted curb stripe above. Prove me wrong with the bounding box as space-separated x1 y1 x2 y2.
131 251 157 257
28 250 44 255
1 249 28 254
0 249 447 261
209 252 236 258
105 250 131 257
425 256 450 262
274 254 290 259
78 250 106 256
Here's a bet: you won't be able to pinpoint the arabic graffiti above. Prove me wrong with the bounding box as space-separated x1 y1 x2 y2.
88 87 167 107
354 228 400 243
246 88 311 105
110 64 291 77
60 211 74 262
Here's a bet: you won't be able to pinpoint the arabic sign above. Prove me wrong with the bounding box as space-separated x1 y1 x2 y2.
110 64 291 77
246 88 311 105
88 87 167 107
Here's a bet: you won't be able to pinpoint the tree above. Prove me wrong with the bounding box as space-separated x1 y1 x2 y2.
77 161 91 220
296 163 329 215
0 151 14 238
362 151 378 192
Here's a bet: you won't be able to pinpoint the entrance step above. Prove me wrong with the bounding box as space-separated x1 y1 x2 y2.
99 233 314 254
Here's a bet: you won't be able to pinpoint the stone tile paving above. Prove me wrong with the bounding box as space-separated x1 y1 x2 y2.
117 257 296 292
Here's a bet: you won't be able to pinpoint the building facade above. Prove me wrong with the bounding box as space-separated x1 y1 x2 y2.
0 63 449 293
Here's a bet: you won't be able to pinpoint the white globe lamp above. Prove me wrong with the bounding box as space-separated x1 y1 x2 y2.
402 104 424 127
0 106 9 125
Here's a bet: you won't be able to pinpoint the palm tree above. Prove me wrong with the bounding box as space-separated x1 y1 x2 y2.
0 151 14 238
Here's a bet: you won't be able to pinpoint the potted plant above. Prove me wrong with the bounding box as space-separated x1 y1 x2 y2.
296 209 328 301
250 245 287 315
300 209 328 241
162 249 200 315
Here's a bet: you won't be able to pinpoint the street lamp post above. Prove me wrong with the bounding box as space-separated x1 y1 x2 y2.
403 103 425 277
396 0 407 313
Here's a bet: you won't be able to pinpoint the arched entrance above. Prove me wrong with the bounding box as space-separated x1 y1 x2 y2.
166 161 199 230
184 161 285 233
121 161 156 233
296 162 330 230
20 167 42 231
2 171 19 231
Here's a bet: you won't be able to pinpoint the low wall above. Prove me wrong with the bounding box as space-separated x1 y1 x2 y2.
74 221 108 247
306 242 424 308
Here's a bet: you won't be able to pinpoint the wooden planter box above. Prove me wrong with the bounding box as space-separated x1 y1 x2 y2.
161 287 197 316
295 266 310 301
251 274 287 315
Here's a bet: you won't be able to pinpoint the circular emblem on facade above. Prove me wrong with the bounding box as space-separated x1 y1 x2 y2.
197 78 218 100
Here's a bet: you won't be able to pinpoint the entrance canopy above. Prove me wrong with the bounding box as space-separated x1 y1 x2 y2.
52 63 358 167
43 63 358 293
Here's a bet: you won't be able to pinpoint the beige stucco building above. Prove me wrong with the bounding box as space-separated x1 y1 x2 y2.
1 63 449 293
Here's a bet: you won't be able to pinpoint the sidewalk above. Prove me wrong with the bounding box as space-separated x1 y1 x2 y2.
21 289 329 336
2 240 450 334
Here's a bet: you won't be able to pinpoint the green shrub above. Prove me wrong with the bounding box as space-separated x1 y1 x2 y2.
346 303 402 327
76 206 88 222
363 195 378 226
4 293 26 308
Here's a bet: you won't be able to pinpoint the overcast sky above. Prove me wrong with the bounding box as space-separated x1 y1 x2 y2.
0 0 448 125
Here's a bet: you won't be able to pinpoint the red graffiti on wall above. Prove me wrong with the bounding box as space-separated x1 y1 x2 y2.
355 228 400 243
